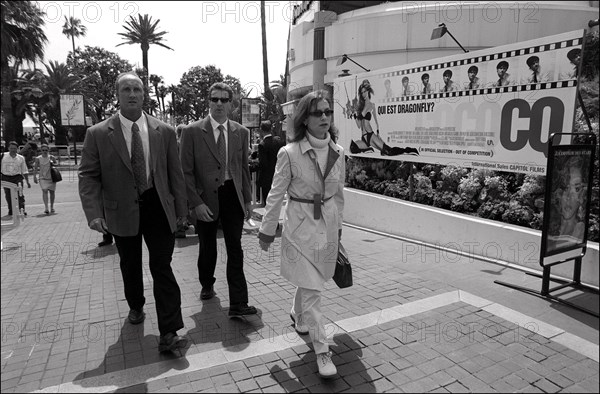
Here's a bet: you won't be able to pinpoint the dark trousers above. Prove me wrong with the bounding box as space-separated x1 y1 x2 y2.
260 183 271 207
196 180 248 306
2 174 25 213
113 188 183 336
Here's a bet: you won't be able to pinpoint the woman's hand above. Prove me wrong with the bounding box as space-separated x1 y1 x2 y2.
259 239 270 252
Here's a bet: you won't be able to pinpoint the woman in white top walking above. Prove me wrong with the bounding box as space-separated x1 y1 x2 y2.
258 90 345 378
33 144 58 214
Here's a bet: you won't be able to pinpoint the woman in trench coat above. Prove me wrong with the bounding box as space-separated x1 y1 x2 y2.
258 90 345 378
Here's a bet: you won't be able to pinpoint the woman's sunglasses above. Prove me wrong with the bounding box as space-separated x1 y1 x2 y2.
210 97 230 103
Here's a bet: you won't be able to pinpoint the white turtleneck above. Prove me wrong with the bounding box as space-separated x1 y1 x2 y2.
307 132 330 174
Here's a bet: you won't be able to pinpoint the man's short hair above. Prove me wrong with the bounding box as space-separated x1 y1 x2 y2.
526 56 539 68
115 71 142 92
421 73 429 81
497 61 509 70
8 141 18 147
260 120 272 133
567 48 581 62
443 70 452 78
468 66 478 74
402 76 409 83
208 82 233 100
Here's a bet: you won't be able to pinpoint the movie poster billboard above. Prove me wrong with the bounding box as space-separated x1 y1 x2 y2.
542 144 595 257
334 30 584 175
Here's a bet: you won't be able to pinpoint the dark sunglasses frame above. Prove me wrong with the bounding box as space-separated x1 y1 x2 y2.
210 97 230 103
309 109 334 118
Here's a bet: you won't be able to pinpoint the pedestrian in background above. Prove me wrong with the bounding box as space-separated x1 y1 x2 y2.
257 120 284 206
179 82 257 317
258 90 345 378
1 141 30 216
32 144 57 215
79 72 188 352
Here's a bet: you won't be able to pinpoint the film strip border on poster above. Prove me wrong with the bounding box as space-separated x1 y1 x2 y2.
378 37 582 102
382 80 578 102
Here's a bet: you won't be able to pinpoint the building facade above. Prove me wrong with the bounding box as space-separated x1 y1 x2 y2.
286 1 599 103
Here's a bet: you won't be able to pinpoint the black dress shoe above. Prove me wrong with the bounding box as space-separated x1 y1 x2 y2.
200 286 216 300
229 304 257 317
98 240 113 247
128 309 145 324
158 332 188 352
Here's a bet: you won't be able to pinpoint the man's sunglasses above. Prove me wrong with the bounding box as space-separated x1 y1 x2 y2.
210 97 230 103
309 109 334 118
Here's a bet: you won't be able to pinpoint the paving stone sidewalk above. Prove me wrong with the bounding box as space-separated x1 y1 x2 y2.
1 175 598 393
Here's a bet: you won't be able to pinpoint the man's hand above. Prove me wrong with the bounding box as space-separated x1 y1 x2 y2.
245 202 252 220
194 204 214 222
89 218 108 234
259 239 270 252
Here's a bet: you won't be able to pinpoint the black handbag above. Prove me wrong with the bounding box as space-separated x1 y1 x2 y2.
50 163 62 183
333 243 352 288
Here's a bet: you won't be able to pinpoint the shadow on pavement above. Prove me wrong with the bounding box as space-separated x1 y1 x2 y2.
268 333 374 392
72 321 190 391
184 296 265 351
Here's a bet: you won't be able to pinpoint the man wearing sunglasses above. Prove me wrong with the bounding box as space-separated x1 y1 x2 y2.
179 82 256 317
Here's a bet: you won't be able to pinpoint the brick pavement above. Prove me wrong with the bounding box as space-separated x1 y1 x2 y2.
1 174 598 393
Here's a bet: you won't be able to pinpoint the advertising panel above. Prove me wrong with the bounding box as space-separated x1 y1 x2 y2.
334 30 584 175
542 144 595 257
241 98 261 128
59 94 85 126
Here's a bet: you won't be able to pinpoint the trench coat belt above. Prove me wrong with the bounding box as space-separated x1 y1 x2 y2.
288 195 333 204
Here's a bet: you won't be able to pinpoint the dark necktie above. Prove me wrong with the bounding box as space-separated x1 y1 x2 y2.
532 72 538 83
444 85 448 93
217 124 227 183
469 82 473 90
498 78 502 87
130 122 147 195
423 87 426 94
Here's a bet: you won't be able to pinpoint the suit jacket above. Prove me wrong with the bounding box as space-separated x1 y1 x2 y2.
79 113 187 237
179 116 251 219
257 134 284 189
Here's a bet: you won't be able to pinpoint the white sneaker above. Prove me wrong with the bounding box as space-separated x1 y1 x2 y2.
290 313 309 335
317 351 337 378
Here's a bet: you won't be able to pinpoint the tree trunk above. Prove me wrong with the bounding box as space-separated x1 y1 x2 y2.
261 1 269 96
71 35 76 65
141 43 149 87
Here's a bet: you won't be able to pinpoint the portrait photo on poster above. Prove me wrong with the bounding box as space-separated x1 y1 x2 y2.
544 145 594 255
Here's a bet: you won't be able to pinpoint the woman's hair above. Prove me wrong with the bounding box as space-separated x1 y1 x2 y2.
291 90 338 143
357 80 374 114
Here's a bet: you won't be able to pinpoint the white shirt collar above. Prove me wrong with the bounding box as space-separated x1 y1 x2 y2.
209 114 228 132
119 111 145 130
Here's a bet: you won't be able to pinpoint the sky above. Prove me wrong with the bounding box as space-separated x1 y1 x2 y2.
36 1 293 96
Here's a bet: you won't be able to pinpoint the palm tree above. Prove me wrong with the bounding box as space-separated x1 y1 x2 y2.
149 73 163 115
260 1 269 97
40 61 98 144
117 14 173 88
61 16 87 66
1 0 48 143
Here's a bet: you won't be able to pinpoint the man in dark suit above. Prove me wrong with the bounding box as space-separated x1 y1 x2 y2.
257 120 284 206
179 82 257 317
79 72 188 352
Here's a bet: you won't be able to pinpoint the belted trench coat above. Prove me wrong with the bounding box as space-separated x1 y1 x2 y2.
258 137 345 291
